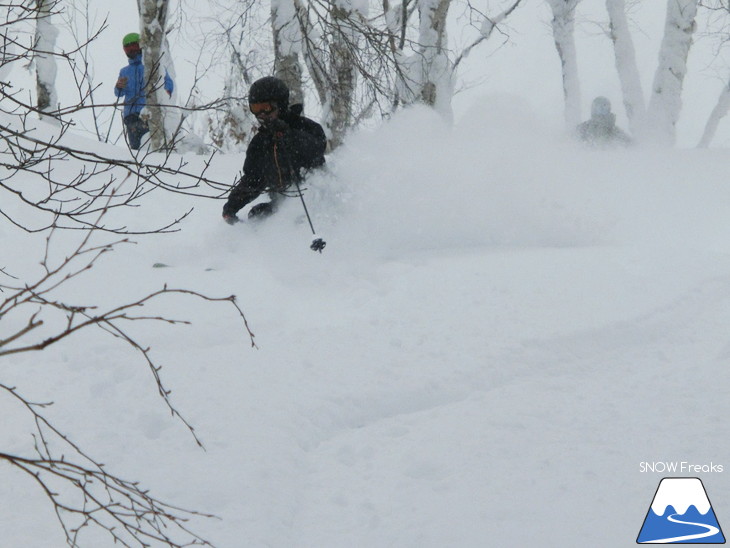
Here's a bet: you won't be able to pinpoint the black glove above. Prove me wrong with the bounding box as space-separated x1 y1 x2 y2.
223 213 239 225
248 202 275 219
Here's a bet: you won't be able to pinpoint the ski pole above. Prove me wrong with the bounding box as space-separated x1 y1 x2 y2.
293 179 326 253
105 97 120 143
276 134 326 253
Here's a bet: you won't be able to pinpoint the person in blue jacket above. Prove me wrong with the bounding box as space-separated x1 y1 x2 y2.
114 33 173 150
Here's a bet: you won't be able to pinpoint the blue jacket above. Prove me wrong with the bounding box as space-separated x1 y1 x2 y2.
114 53 174 118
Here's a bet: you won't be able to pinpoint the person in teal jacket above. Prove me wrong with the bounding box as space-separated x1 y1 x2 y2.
114 33 173 150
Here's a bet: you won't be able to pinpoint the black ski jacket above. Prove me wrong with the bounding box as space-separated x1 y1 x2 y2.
223 105 326 217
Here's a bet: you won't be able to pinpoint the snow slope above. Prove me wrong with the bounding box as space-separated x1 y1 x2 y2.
5 100 730 547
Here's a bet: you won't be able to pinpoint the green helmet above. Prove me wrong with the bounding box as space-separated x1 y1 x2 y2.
122 33 140 47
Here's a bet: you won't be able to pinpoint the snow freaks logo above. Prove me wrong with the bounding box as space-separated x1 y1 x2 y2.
637 477 726 544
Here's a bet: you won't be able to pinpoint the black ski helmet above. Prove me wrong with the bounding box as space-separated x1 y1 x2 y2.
249 77 290 111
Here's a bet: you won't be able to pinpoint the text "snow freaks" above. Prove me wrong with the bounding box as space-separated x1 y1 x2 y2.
640 462 724 473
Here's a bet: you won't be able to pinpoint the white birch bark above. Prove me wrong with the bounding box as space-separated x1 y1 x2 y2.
289 0 366 148
605 0 645 137
383 0 409 109
34 0 59 115
415 0 454 118
272 0 304 106
698 81 730 148
327 0 365 148
646 0 698 146
292 0 328 107
138 0 178 150
547 0 581 129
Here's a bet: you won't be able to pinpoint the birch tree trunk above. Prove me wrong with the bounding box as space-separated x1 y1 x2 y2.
547 0 581 129
646 0 699 146
292 0 328 107
138 0 177 150
327 0 363 148
698 80 730 147
605 0 645 137
416 0 454 118
383 0 410 109
34 0 58 115
272 0 304 106
290 0 363 148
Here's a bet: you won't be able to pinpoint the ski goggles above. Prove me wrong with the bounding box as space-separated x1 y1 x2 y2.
123 43 141 56
250 102 277 116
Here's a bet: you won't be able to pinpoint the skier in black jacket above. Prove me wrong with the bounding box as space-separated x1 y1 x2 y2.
222 77 327 223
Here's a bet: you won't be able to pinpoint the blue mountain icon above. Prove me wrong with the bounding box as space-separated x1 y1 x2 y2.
638 478 725 544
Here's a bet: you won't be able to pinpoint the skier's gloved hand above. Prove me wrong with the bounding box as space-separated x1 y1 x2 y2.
223 213 239 225
248 201 275 219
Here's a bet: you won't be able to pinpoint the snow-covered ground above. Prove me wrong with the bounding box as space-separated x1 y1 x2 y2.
5 99 730 547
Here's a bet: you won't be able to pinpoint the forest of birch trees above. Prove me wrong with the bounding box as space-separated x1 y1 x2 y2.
6 1 730 150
